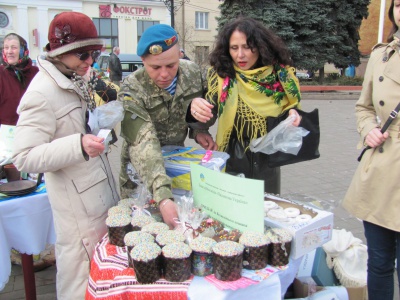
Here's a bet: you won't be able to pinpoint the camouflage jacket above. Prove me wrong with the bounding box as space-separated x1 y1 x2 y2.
119 60 210 202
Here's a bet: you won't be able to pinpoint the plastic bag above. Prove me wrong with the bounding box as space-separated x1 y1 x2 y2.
250 115 309 155
174 193 207 243
88 100 124 135
131 182 152 217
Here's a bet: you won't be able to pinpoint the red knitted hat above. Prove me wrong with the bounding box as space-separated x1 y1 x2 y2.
46 12 103 57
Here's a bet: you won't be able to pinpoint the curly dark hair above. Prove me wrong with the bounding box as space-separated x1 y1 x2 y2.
387 0 398 42
209 17 293 78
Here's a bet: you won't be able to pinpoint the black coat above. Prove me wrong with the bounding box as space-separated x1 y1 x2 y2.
108 53 122 81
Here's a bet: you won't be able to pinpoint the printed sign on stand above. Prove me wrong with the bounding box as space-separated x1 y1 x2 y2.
0 125 15 166
191 163 264 233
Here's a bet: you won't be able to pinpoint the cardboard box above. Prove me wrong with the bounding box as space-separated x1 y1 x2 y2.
162 146 229 192
264 194 334 259
297 247 339 286
292 279 367 300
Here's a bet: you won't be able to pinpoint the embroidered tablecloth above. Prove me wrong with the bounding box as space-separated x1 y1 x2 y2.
86 235 192 300
86 234 302 300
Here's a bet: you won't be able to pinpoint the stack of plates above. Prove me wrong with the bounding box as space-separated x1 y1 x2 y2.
0 180 37 196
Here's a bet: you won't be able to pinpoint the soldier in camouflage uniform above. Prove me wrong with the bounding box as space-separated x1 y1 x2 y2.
119 24 216 228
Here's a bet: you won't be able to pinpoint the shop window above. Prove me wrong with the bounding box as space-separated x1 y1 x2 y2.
137 20 160 43
195 12 208 30
92 18 119 53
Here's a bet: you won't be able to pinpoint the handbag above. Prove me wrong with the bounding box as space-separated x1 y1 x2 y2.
266 108 320 167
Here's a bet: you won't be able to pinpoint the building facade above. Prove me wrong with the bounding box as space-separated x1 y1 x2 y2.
0 0 170 62
173 0 220 68
0 0 395 76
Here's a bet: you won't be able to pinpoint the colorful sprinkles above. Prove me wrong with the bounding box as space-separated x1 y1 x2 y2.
130 242 161 262
155 230 185 247
131 214 156 228
106 213 131 227
212 241 244 256
108 206 132 216
117 198 135 208
141 222 169 236
239 231 269 247
189 236 217 254
162 242 192 259
124 231 155 247
265 228 292 243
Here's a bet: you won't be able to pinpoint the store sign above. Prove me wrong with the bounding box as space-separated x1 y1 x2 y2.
99 4 153 20
191 163 265 233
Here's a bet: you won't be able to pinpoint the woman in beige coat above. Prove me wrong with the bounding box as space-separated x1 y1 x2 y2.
342 1 400 299
12 12 119 299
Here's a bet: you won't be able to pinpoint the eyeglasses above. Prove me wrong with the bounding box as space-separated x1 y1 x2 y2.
74 50 101 62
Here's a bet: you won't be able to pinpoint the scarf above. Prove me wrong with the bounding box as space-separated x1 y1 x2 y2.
2 49 33 89
207 64 301 152
46 56 97 112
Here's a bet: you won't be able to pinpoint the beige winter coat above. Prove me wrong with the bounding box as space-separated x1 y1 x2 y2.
342 41 400 232
13 56 119 299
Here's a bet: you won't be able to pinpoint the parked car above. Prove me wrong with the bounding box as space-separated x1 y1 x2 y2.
96 53 144 79
295 71 311 80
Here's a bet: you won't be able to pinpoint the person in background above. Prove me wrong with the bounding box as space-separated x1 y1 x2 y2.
109 46 122 86
190 17 302 194
342 1 400 299
180 48 190 60
119 24 216 229
0 33 38 126
12 12 119 299
92 60 100 72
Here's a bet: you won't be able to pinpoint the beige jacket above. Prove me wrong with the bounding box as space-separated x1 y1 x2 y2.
342 40 400 231
13 56 119 299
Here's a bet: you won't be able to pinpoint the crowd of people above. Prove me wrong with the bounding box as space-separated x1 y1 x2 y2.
1 1 400 298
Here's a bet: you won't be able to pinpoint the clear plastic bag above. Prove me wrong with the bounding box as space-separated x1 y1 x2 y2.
131 182 152 217
250 115 309 155
88 100 124 135
174 193 207 243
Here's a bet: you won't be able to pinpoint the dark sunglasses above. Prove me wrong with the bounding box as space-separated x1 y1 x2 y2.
74 50 101 62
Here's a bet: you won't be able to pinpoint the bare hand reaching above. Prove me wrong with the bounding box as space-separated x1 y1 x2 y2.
159 199 178 229
195 133 218 150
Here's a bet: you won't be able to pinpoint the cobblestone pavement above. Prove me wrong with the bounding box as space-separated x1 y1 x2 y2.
1 92 397 299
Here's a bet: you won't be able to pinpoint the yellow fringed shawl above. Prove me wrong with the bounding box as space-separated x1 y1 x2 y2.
206 64 301 152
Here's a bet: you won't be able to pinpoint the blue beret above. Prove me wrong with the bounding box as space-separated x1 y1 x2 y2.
137 24 179 56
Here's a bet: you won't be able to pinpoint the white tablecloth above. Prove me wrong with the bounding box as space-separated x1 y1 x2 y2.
0 193 56 290
187 256 302 300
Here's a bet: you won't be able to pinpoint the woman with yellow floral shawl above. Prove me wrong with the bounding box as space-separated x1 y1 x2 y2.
190 17 302 194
